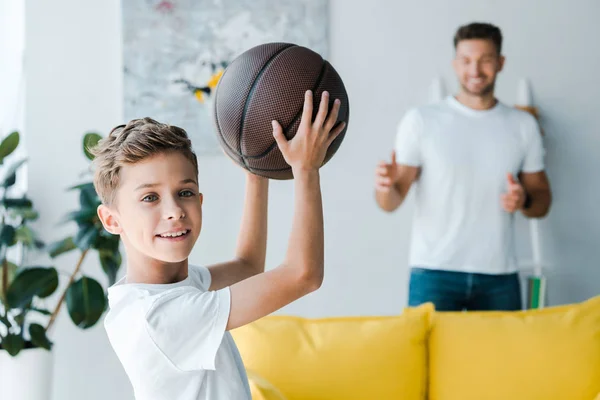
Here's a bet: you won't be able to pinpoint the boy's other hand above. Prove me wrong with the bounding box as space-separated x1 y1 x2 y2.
272 90 346 176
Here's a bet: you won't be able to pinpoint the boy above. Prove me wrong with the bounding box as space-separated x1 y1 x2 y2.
96 90 345 399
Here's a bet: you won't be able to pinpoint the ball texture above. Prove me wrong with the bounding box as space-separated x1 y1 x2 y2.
213 42 350 179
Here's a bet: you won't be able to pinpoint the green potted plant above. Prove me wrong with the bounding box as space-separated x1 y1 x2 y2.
0 131 121 400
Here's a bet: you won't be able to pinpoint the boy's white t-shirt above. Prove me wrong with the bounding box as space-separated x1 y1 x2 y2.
395 96 545 274
104 265 251 400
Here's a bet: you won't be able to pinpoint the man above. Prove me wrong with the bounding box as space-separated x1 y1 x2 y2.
375 22 551 311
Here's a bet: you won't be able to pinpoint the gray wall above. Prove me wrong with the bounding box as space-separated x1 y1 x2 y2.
22 0 600 399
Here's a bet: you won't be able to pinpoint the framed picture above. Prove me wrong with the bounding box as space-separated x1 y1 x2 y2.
122 0 329 154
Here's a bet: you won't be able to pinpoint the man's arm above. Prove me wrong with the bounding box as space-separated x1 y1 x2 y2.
374 150 420 212
207 174 268 291
376 107 423 213
518 170 552 218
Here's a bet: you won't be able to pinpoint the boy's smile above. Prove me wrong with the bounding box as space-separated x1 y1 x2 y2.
156 229 191 240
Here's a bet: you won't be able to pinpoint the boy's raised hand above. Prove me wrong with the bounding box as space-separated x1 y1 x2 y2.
272 90 346 175
224 90 345 332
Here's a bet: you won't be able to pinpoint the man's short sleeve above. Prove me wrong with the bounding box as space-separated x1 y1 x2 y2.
394 108 424 167
144 286 231 371
521 114 545 173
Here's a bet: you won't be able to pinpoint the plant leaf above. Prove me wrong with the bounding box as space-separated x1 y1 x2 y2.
15 225 35 246
9 207 39 221
1 158 27 188
60 208 98 225
77 182 99 209
74 224 99 251
0 313 12 330
1 333 24 356
0 261 18 300
29 323 53 350
67 182 94 191
94 234 120 253
66 277 106 329
0 225 16 246
6 267 59 308
1 198 33 208
30 307 52 316
83 133 102 161
3 173 16 188
47 237 76 258
13 312 25 327
0 131 20 162
99 251 121 286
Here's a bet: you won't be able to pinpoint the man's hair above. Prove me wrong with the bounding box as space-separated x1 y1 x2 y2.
91 117 199 206
453 22 503 54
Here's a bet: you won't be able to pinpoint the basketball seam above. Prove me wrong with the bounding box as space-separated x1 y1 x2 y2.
213 44 294 160
248 165 294 172
244 60 328 160
238 44 296 167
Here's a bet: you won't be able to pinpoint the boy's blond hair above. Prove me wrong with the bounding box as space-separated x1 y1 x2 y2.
91 117 199 206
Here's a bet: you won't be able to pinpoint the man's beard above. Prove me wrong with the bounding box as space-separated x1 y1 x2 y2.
461 80 496 97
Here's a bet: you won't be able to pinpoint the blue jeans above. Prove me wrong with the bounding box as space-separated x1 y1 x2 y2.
408 267 522 311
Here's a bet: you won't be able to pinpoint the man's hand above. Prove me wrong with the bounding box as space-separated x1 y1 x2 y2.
502 173 526 213
375 151 399 193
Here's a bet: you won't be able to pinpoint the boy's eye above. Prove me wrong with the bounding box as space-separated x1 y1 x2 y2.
180 190 195 197
142 194 158 202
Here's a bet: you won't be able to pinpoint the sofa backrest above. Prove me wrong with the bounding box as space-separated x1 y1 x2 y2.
232 303 432 400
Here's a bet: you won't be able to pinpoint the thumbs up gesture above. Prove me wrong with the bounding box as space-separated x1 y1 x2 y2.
375 151 399 193
501 173 526 213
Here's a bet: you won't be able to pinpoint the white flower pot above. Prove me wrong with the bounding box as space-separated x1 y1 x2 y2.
0 347 54 400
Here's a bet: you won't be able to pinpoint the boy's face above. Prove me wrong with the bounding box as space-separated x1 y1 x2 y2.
98 151 203 263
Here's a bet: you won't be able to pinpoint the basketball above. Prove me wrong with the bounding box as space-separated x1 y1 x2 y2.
212 42 350 180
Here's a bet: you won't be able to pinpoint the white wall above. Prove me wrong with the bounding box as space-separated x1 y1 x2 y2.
0 0 27 198
25 0 130 399
0 0 25 131
23 0 600 399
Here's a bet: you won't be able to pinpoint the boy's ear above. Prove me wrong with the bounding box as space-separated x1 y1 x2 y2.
199 192 203 206
97 204 122 235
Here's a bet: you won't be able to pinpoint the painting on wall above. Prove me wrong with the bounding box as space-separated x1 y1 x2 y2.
122 0 329 155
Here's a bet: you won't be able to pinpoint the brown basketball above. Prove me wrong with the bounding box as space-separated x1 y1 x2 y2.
212 42 350 180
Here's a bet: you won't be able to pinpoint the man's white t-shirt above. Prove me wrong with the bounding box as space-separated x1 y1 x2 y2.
104 265 251 400
395 96 545 274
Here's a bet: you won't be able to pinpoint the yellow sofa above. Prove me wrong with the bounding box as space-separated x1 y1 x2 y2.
232 295 600 400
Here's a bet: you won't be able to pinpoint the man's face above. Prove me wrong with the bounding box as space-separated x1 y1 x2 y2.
453 39 505 97
100 151 203 264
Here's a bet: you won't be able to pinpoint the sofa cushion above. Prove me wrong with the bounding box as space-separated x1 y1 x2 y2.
429 295 600 400
247 370 288 400
232 303 432 400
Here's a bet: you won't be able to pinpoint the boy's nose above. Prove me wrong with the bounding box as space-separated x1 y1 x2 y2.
166 210 185 220
164 202 186 220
